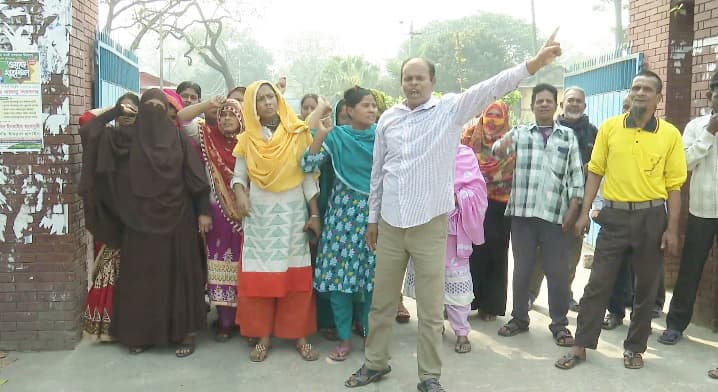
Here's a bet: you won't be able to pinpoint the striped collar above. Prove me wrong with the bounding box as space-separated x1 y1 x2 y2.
625 113 658 132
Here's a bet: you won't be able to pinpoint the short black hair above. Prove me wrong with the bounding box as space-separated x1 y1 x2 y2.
116 92 139 107
176 81 202 98
531 83 558 106
710 71 718 92
635 70 663 94
301 93 319 107
344 86 373 108
400 58 436 82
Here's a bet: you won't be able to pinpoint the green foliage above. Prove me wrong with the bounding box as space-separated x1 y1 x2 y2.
392 13 537 93
318 56 381 100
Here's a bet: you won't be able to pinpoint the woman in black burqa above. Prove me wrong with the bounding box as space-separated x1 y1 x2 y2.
80 88 212 357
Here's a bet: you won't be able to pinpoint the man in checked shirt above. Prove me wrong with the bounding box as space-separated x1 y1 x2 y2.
492 83 584 346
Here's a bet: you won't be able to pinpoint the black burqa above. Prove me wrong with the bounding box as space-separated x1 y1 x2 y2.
80 89 210 346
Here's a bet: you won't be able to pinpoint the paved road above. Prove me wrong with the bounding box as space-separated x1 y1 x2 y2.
2 246 717 391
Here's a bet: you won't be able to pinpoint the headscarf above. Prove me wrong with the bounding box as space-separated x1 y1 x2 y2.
461 100 515 202
323 124 376 195
164 89 184 113
129 88 184 198
81 88 209 241
200 99 244 226
233 80 312 192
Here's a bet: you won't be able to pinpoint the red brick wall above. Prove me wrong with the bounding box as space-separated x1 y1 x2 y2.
689 0 718 331
0 0 96 350
629 0 672 117
630 0 718 331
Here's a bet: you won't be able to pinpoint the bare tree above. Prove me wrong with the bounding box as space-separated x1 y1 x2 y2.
102 0 251 91
594 0 626 47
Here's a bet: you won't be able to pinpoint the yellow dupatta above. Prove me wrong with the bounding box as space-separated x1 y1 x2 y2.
232 81 313 192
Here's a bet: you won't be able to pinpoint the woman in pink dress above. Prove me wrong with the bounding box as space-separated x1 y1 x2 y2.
404 144 488 353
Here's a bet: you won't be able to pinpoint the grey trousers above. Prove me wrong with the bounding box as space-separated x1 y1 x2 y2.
510 217 570 333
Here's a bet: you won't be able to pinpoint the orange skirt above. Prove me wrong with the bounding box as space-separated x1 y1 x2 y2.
236 290 317 339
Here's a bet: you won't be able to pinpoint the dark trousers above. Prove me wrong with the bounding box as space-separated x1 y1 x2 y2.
666 214 718 332
510 217 570 333
470 199 510 316
575 205 666 353
607 257 665 318
529 234 583 300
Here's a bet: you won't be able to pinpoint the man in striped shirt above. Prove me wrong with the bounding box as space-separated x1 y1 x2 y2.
492 83 584 346
345 32 563 392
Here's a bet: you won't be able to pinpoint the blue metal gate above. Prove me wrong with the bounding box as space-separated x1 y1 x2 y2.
564 45 644 247
95 32 140 108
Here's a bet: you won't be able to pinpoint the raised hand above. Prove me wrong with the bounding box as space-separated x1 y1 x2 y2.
210 95 226 108
119 103 138 117
527 27 562 74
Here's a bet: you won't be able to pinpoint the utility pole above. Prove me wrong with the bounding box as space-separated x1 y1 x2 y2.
401 20 422 57
530 0 538 54
159 21 164 90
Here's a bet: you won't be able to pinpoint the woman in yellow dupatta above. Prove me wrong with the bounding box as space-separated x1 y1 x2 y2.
231 81 322 362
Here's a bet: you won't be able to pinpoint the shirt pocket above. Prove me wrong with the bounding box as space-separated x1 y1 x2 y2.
548 140 570 179
633 141 665 178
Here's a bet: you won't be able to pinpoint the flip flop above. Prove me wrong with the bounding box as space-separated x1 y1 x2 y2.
328 344 351 362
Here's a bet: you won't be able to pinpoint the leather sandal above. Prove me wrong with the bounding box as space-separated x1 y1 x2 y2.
250 343 270 362
623 351 644 369
345 364 392 388
296 343 319 361
555 353 585 370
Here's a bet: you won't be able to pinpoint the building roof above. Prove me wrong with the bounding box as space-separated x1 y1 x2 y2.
140 71 177 91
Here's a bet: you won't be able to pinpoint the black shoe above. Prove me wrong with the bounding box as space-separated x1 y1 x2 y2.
417 378 446 392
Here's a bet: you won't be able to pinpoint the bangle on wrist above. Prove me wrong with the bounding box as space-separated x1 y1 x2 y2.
310 214 320 219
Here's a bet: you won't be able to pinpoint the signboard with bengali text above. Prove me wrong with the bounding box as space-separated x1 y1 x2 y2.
0 52 42 152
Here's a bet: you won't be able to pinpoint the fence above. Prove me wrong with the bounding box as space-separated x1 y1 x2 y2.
95 31 140 108
564 44 644 247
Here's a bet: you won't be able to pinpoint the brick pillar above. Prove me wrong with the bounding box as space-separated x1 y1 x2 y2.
0 0 97 350
630 0 718 332
629 0 672 117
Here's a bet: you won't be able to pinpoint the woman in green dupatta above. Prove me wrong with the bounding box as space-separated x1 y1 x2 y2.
302 87 377 361
313 99 350 340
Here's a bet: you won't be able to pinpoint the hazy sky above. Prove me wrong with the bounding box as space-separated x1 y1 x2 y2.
248 0 626 67
108 0 627 73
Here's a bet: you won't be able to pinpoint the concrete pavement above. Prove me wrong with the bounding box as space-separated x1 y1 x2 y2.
1 246 717 391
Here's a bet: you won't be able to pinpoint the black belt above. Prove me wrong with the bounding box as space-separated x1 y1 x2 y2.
605 199 665 211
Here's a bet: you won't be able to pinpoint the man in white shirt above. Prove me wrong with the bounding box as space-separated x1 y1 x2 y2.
658 71 718 347
344 32 562 392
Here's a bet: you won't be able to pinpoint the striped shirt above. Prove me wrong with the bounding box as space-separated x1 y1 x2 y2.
683 113 718 218
368 63 530 228
493 123 584 224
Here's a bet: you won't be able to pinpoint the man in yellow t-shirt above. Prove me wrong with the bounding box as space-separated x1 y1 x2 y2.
555 70 687 371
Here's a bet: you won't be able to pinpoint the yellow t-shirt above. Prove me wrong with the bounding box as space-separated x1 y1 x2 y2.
588 114 687 202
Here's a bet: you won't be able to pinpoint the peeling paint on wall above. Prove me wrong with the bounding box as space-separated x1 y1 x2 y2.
0 1 72 243
39 203 67 235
